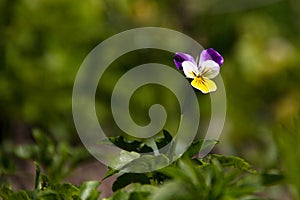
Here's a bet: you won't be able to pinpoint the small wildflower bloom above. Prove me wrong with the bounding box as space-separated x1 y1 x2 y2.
174 48 224 94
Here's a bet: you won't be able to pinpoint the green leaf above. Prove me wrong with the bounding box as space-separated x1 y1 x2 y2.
9 190 31 200
201 139 219 152
182 139 218 158
102 167 119 181
155 130 173 149
143 138 159 155
79 181 101 200
261 172 284 186
105 190 130 200
130 183 158 193
121 154 169 172
112 173 150 192
14 145 39 160
209 154 256 173
150 180 195 200
158 160 199 185
109 136 143 152
109 150 140 170
50 183 80 198
0 184 13 199
32 129 55 150
34 162 50 191
129 192 150 200
182 140 204 158
36 191 61 199
34 162 41 190
273 118 300 198
156 156 262 199
105 183 157 200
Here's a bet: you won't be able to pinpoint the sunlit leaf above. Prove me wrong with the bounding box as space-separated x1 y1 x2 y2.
122 154 169 172
79 181 101 200
109 150 140 170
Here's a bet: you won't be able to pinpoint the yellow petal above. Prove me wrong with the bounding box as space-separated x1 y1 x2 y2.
191 77 217 94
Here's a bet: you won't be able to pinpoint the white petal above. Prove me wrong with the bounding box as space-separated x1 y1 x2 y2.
199 60 220 79
182 61 199 78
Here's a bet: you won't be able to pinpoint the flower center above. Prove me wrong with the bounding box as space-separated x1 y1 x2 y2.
194 76 204 83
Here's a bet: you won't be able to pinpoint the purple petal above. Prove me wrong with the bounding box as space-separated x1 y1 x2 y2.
174 52 196 70
199 48 224 67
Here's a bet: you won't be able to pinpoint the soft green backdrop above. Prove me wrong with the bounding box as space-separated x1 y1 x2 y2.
1 0 300 199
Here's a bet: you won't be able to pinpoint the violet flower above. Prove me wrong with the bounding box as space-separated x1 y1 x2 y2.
174 48 224 94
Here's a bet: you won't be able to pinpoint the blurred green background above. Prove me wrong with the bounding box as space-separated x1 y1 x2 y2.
1 0 300 199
